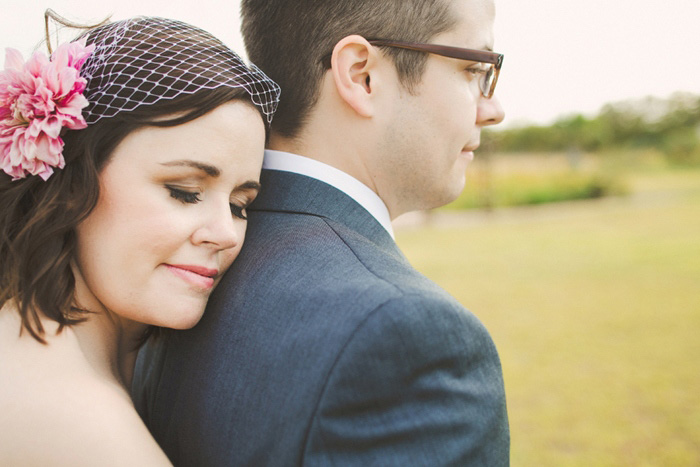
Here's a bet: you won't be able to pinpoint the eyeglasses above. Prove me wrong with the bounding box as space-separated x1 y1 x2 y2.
368 39 503 99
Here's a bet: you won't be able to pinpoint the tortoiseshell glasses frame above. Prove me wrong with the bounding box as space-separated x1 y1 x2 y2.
368 39 503 98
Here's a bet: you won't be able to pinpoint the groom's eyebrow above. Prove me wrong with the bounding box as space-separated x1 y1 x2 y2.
160 160 220 177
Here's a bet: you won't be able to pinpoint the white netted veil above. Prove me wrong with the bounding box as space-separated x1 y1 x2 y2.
77 16 280 125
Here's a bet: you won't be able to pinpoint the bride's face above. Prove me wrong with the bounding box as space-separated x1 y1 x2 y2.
73 101 265 329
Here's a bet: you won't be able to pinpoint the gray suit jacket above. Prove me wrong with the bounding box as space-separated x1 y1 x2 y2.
133 169 509 466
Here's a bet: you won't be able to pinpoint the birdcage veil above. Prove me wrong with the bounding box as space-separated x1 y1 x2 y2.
73 16 280 124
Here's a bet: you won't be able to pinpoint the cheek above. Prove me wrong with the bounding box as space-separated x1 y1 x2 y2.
75 199 124 275
221 248 239 271
450 91 478 126
75 187 186 291
221 226 246 270
438 73 479 121
104 182 192 252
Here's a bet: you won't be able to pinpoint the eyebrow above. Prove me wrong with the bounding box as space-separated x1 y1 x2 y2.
160 160 261 192
160 160 220 177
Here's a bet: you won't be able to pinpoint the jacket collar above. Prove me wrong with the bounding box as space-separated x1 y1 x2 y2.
251 169 400 255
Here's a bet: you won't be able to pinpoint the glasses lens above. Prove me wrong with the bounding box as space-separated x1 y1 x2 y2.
481 66 494 97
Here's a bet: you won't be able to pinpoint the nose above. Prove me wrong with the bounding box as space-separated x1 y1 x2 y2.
191 200 243 251
477 95 505 127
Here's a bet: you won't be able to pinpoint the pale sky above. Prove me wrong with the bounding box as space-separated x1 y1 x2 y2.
1 0 699 127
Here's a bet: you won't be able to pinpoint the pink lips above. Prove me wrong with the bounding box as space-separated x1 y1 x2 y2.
462 143 479 162
165 264 218 290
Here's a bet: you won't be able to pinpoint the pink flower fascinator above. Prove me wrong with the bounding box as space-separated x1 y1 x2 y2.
0 39 94 180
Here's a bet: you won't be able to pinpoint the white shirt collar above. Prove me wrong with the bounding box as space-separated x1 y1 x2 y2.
262 150 395 239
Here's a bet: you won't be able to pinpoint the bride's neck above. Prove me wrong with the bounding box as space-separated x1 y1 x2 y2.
69 267 148 390
3 298 146 389
73 312 146 389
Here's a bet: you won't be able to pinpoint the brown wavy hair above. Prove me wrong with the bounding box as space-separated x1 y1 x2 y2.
0 20 266 343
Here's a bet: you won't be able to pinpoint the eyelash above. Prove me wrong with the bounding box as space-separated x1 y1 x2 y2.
466 67 487 76
167 185 201 204
229 204 248 220
166 185 248 220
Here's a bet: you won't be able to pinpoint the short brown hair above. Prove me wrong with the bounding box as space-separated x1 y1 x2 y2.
0 19 265 343
241 0 457 138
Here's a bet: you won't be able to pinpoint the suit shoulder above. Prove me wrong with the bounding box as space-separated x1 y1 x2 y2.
349 292 500 364
306 294 509 465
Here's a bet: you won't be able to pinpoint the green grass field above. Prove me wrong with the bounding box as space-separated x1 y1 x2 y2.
440 151 627 209
396 167 700 466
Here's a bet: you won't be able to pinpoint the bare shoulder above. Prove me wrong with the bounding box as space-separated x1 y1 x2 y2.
0 312 171 466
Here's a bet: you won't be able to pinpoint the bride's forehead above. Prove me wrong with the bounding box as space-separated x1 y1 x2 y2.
103 103 264 180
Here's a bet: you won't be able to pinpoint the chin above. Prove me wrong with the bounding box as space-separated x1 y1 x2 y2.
150 305 206 330
438 178 468 207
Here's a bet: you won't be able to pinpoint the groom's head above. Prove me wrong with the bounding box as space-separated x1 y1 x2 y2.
241 0 504 217
241 0 455 139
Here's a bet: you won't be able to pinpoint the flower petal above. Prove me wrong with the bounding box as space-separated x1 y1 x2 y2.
3 48 25 72
1 39 93 181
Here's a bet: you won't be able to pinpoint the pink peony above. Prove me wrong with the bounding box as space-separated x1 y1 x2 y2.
0 38 94 180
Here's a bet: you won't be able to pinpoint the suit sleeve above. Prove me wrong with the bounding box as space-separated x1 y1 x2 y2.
303 293 509 466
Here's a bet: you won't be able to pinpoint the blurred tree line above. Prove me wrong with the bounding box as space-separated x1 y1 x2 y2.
485 93 700 164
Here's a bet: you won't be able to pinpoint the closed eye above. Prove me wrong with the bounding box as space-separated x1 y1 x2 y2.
166 185 201 204
230 203 248 220
229 182 260 221
466 66 488 76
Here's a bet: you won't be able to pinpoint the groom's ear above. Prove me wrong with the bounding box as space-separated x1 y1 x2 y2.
329 35 382 118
